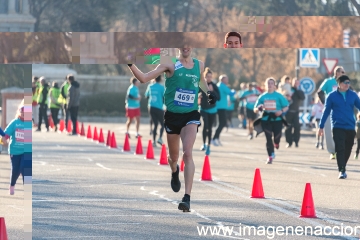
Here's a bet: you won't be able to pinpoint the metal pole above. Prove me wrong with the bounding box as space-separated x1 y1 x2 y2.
295 49 299 79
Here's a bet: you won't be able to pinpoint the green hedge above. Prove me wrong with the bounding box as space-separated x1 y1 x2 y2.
79 92 149 116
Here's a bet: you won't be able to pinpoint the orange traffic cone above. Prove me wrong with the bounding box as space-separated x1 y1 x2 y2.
135 136 143 155
86 125 92 139
200 155 212 181
300 183 317 218
76 121 80 134
110 132 118 149
180 159 185 172
93 127 98 141
159 144 168 165
106 130 111 146
59 119 65 132
145 140 154 160
122 133 130 151
67 120 72 133
80 123 85 136
48 116 54 129
250 168 265 198
98 128 105 143
0 217 8 240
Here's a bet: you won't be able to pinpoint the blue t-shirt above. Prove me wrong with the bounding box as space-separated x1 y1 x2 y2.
254 91 289 121
126 84 140 109
240 89 261 110
145 82 165 110
226 90 236 111
319 77 337 97
4 118 25 155
216 82 232 110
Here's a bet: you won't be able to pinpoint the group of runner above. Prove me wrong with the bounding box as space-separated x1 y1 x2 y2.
124 32 358 212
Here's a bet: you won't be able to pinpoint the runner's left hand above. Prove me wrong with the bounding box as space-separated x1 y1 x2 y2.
207 91 217 105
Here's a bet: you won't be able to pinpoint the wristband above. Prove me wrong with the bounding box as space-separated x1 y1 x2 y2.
128 64 132 67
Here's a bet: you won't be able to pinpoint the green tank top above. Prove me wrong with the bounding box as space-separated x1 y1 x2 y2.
164 58 201 113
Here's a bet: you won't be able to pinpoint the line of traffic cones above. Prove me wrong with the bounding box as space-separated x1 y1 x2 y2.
249 168 317 218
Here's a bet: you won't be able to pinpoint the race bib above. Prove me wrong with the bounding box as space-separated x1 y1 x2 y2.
15 129 24 142
174 88 196 107
247 95 258 103
332 85 337 91
264 100 276 110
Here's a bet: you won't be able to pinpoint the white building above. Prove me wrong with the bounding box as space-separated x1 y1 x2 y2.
0 0 36 31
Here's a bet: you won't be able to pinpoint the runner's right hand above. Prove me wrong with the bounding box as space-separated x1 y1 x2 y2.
257 105 264 112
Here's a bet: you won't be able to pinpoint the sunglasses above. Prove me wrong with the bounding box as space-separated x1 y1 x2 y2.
343 81 351 85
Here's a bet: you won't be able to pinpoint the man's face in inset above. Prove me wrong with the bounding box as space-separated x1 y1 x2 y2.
224 36 242 48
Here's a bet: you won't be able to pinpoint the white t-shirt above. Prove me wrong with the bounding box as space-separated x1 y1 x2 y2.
311 103 324 120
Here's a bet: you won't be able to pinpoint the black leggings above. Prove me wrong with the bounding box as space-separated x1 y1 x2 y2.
50 108 60 126
213 109 227 140
200 111 216 145
356 139 360 155
261 120 283 156
332 128 355 172
150 107 164 142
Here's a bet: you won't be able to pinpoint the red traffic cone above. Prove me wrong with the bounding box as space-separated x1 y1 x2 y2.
110 132 118 149
145 140 155 160
180 158 185 172
98 128 105 143
135 136 143 155
48 116 54 129
122 133 130 151
93 127 99 141
76 121 80 134
250 168 265 198
106 130 111 146
59 119 65 132
67 120 72 133
0 217 8 240
86 125 92 139
80 123 85 136
300 183 317 218
159 144 168 165
200 155 212 181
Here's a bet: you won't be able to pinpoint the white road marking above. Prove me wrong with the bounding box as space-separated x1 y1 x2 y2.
33 161 47 166
33 214 152 219
291 167 326 177
35 222 141 226
33 198 137 202
96 163 111 170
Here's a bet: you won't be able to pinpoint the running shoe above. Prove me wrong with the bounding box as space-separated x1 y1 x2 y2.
274 144 279 150
136 134 142 138
9 186 14 195
315 142 319 148
200 144 206 151
271 152 276 159
126 133 130 139
205 145 211 155
157 138 163 145
178 196 190 212
330 153 336 160
354 154 358 160
248 134 253 140
266 156 273 164
338 171 347 179
211 139 219 146
319 143 324 150
171 165 181 192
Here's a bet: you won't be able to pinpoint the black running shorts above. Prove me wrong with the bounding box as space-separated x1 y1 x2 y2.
164 110 201 135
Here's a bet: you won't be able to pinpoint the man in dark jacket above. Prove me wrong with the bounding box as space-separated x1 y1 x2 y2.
35 77 50 132
66 75 80 135
285 77 305 147
318 75 360 179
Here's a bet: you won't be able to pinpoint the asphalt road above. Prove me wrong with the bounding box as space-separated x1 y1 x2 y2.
5 121 359 240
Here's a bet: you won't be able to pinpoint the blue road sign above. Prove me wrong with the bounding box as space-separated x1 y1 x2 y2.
299 77 316 95
299 48 320 68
